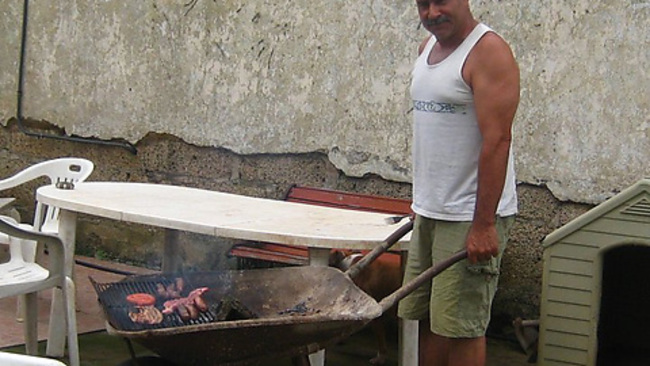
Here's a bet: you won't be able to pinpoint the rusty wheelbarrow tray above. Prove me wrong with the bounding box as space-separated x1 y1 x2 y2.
93 221 467 365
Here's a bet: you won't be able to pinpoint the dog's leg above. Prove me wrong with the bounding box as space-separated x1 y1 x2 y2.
369 317 389 365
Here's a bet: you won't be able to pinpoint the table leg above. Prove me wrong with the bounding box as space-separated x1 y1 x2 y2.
399 319 419 366
308 247 330 267
307 247 330 366
308 248 419 365
162 229 182 273
308 351 324 366
399 251 418 366
46 210 77 357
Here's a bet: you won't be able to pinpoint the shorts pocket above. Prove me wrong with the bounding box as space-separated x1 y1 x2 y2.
465 258 500 277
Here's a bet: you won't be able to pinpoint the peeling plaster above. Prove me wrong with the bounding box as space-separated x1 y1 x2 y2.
328 146 410 183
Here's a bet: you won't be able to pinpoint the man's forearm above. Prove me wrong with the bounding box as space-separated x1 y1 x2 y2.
473 138 511 227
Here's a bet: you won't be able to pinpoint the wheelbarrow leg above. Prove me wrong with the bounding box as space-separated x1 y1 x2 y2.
291 354 311 366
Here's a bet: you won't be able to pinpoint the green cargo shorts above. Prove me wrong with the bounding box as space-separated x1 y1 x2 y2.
397 214 514 338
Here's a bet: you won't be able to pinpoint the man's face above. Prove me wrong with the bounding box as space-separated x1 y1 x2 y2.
416 0 469 41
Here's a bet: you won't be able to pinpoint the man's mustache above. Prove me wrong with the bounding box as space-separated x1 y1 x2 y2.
423 16 450 26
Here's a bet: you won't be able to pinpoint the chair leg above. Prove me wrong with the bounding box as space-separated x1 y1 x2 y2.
63 277 80 366
23 292 38 355
46 289 65 357
16 294 26 322
16 238 37 323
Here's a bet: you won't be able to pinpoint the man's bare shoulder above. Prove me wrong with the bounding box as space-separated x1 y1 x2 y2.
472 32 517 67
465 31 518 83
418 35 433 56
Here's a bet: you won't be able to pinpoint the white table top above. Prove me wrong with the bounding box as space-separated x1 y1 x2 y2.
37 182 410 250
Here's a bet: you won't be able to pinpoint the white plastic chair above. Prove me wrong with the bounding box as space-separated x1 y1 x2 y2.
0 158 93 326
0 217 79 366
0 351 67 366
0 158 95 246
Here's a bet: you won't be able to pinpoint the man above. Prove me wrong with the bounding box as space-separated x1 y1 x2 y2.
397 0 520 365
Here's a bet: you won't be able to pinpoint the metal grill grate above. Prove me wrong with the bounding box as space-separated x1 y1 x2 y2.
90 274 257 332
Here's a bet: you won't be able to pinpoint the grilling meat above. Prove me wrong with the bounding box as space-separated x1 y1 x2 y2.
193 295 209 312
156 279 183 299
128 306 163 325
126 293 156 307
162 287 209 320
186 303 199 319
176 304 191 321
155 278 185 299
175 277 185 293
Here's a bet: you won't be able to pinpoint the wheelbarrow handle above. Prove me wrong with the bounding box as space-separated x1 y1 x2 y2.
378 249 468 313
345 219 414 280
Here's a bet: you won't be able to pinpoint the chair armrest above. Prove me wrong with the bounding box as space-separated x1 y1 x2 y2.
0 217 65 275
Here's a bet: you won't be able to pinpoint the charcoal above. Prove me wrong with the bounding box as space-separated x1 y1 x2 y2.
214 297 258 321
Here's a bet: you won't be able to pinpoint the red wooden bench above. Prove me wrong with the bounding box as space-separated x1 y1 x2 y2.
228 185 412 268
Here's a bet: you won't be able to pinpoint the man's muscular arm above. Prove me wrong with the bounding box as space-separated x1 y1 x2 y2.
463 33 520 264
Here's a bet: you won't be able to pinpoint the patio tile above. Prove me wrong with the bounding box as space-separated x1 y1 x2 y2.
0 256 156 349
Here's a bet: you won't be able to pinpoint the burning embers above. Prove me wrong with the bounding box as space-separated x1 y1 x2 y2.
278 298 321 316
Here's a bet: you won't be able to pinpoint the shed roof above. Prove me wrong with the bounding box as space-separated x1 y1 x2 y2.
543 179 650 248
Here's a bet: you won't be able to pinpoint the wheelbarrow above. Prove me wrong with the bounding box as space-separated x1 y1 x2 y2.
91 220 468 365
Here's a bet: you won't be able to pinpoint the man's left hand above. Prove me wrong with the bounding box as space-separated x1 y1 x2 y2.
465 223 499 264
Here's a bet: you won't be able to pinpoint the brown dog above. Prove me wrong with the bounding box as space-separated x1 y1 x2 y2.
330 250 402 365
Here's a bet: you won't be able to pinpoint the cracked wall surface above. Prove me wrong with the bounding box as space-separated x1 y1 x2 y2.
1 0 649 204
1 0 646 328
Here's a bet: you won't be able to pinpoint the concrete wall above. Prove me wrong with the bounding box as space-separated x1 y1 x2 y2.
2 1 647 203
491 0 650 203
0 0 647 334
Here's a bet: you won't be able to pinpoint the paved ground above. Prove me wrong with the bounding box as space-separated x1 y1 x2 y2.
0 256 156 349
0 257 531 365
2 331 531 366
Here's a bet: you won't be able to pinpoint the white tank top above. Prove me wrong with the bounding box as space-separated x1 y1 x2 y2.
410 23 518 221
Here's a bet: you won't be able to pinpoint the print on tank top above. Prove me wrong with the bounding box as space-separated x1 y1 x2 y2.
413 100 468 115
